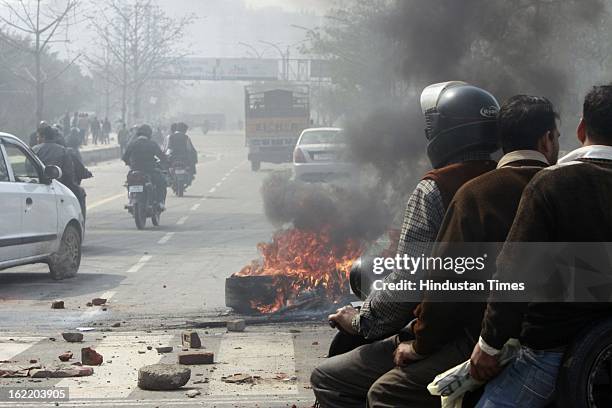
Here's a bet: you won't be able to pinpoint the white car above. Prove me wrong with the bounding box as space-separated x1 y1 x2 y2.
293 127 355 182
0 133 84 280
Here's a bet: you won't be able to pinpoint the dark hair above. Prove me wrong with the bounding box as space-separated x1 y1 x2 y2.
583 85 612 143
497 95 559 153
38 124 55 141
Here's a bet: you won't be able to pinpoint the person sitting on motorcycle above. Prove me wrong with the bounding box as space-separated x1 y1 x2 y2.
122 124 169 210
164 122 198 180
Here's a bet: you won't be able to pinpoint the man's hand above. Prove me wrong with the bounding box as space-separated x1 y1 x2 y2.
328 305 358 335
393 341 423 366
470 343 501 382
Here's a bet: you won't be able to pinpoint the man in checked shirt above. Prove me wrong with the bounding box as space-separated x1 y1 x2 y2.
311 82 500 408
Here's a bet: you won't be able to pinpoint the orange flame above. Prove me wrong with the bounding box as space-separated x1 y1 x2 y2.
235 227 363 313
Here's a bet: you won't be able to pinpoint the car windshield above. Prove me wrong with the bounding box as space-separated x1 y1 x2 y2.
300 130 345 145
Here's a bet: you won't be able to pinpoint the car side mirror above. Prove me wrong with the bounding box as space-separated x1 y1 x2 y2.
43 165 62 182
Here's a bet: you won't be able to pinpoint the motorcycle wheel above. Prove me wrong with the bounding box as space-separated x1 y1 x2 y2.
134 202 147 230
151 210 161 226
176 181 184 197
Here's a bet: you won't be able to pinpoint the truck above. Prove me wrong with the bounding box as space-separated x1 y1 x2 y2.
244 83 310 171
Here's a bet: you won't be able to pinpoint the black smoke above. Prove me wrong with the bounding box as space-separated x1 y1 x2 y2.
261 172 391 244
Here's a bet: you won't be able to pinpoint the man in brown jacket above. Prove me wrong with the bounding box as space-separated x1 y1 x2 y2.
470 86 612 407
366 95 559 408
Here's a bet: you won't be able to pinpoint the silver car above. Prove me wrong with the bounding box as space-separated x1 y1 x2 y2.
293 127 355 182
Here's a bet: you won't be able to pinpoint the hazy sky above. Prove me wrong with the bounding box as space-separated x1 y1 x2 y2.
0 0 327 59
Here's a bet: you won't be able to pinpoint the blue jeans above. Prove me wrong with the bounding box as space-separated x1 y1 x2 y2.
475 347 564 408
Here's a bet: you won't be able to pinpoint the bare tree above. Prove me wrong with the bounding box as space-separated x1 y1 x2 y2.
86 0 193 124
0 0 80 123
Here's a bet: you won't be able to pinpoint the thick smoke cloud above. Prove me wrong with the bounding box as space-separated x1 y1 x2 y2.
383 0 605 103
261 172 391 244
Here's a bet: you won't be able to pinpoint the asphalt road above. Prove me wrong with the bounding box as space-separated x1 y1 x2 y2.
0 131 331 407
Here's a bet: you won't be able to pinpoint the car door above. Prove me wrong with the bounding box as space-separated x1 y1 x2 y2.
0 141 23 263
3 140 59 258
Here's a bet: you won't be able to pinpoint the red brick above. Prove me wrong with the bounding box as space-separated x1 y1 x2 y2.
178 351 214 365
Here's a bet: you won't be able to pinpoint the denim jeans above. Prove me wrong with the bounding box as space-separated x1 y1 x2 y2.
475 347 564 408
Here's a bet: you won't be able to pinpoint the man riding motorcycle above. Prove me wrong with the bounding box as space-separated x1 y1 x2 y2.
122 124 168 210
33 124 91 220
164 122 198 180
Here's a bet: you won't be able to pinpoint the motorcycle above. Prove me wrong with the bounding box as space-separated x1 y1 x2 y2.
169 160 191 197
125 170 162 229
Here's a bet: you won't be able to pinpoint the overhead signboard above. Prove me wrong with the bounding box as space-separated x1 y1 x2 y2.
158 57 279 81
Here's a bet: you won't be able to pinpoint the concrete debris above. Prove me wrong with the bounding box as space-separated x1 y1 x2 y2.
147 346 153 351
137 364 191 391
181 331 201 349
81 347 103 366
62 333 84 343
30 365 93 378
178 351 214 365
155 346 173 354
91 298 107 306
0 362 41 378
226 319 246 332
185 389 201 398
86 302 93 307
58 352 73 362
51 300 65 309
222 373 256 384
112 322 121 328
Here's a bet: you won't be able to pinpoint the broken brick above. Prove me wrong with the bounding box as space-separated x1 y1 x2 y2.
181 331 201 349
91 298 107 306
62 333 83 343
155 346 173 353
58 352 73 362
51 300 64 309
81 347 103 366
178 351 214 365
138 364 190 390
227 319 246 332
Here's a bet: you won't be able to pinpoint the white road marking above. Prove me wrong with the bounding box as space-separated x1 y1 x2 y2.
56 334 173 400
88 193 124 211
190 203 200 211
0 337 42 361
80 290 117 320
126 255 153 273
157 232 175 244
176 216 188 225
208 332 297 396
209 187 216 193
215 181 222 187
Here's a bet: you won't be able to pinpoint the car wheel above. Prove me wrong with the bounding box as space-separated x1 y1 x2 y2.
251 161 260 172
555 318 612 408
48 224 82 280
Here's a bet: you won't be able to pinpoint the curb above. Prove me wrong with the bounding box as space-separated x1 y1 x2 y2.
80 146 121 165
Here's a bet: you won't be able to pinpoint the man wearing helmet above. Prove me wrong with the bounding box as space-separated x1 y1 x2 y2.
122 124 169 209
312 82 500 408
164 122 198 178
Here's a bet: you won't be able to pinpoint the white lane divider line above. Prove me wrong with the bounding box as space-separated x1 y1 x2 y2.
126 255 153 274
209 187 216 193
221 176 227 181
157 232 175 244
80 290 117 319
190 203 201 211
56 334 174 399
0 337 43 361
208 332 298 396
88 193 125 211
215 181 222 187
176 216 188 225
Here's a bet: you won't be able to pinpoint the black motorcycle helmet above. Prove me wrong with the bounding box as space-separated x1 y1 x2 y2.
137 124 153 138
175 122 189 133
421 81 500 169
